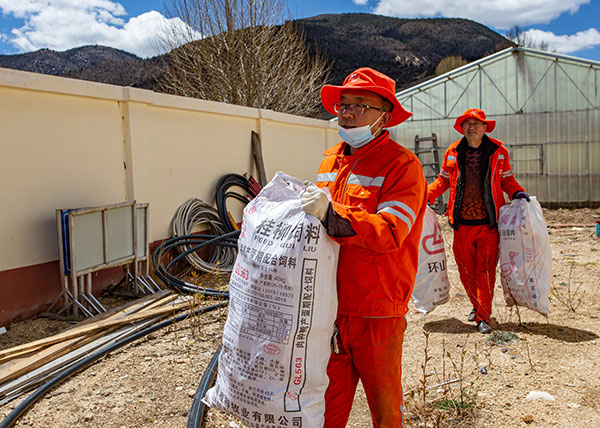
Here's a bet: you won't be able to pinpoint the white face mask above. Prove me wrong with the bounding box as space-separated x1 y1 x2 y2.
337 113 385 149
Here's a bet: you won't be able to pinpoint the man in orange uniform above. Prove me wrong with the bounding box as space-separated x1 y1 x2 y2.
301 67 428 427
428 108 529 334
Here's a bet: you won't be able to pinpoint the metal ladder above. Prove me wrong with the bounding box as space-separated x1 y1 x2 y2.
414 133 444 214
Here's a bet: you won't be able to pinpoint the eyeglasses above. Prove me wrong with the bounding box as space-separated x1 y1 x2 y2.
333 103 387 115
462 121 485 128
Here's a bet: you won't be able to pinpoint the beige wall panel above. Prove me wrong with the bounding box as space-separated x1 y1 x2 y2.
0 67 336 274
260 119 337 183
145 106 258 239
0 87 126 270
0 68 339 323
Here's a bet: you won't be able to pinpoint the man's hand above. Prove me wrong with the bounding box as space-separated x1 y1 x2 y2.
513 191 530 202
301 183 329 222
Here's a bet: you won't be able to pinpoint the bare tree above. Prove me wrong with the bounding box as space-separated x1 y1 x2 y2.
156 0 330 117
506 25 551 51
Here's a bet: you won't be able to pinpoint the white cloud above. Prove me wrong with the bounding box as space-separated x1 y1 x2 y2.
353 0 370 5
370 0 590 30
0 0 126 20
520 28 600 54
0 0 196 58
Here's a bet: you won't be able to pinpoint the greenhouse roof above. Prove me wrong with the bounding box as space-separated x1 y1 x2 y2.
396 46 600 98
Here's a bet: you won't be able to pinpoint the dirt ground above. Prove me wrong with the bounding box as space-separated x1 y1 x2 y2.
1 207 599 428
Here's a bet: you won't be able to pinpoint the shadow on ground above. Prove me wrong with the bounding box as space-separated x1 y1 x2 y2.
423 317 599 343
494 321 599 343
423 317 478 334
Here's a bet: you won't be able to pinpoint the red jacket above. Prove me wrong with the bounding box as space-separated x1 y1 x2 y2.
428 136 524 229
316 131 427 317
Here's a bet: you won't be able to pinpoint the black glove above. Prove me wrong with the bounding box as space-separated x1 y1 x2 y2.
513 191 530 202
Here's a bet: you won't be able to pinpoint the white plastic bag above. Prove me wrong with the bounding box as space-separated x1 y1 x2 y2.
412 206 451 314
204 172 339 428
498 196 551 315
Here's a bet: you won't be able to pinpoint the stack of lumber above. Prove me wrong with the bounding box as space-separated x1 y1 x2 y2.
0 290 197 405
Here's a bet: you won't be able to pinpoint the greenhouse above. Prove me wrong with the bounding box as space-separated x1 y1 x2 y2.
391 46 600 207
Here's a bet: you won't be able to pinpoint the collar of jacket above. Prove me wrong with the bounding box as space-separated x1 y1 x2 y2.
456 134 503 153
323 130 391 158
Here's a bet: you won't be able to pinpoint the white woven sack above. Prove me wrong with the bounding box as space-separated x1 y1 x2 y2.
204 172 339 428
412 206 451 314
498 196 551 315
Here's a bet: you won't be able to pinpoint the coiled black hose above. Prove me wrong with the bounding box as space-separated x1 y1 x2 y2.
186 346 222 428
170 199 237 273
0 302 228 428
156 173 259 294
215 174 259 233
152 231 240 297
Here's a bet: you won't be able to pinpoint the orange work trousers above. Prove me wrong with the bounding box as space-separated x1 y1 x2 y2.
453 224 499 323
324 315 406 428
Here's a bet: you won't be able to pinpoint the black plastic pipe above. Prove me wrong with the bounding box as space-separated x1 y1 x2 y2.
0 302 228 428
186 346 222 428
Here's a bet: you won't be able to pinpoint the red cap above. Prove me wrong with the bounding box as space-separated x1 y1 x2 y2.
320 67 412 127
453 108 496 134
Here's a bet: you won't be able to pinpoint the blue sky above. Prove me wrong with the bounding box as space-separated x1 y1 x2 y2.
0 0 599 62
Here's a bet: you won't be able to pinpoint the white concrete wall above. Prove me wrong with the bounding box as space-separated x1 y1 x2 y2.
0 67 338 272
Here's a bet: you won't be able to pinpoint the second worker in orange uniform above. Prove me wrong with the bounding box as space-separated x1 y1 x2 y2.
428 108 530 334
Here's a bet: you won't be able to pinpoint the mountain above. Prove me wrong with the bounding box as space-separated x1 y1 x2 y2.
0 13 513 100
0 45 160 89
299 14 512 90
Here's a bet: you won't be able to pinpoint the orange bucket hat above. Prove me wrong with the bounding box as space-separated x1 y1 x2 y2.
320 67 412 127
453 108 496 134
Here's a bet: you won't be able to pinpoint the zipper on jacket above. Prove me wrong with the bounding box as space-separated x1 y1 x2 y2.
482 141 499 228
452 169 463 230
483 167 493 226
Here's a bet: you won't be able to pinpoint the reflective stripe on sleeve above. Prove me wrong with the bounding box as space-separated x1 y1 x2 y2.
347 174 385 187
447 155 457 162
317 172 337 183
440 170 450 178
377 201 417 225
377 207 413 231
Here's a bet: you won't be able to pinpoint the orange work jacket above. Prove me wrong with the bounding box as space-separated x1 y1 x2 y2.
316 131 427 317
428 136 524 229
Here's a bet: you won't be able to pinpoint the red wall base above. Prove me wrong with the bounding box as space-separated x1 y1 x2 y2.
0 261 125 326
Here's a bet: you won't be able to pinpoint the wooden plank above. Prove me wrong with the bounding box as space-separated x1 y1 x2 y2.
0 299 195 361
0 326 119 386
0 348 37 364
0 290 173 365
0 297 174 382
135 292 180 312
96 289 172 320
251 131 267 186
0 318 156 398
0 317 159 400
